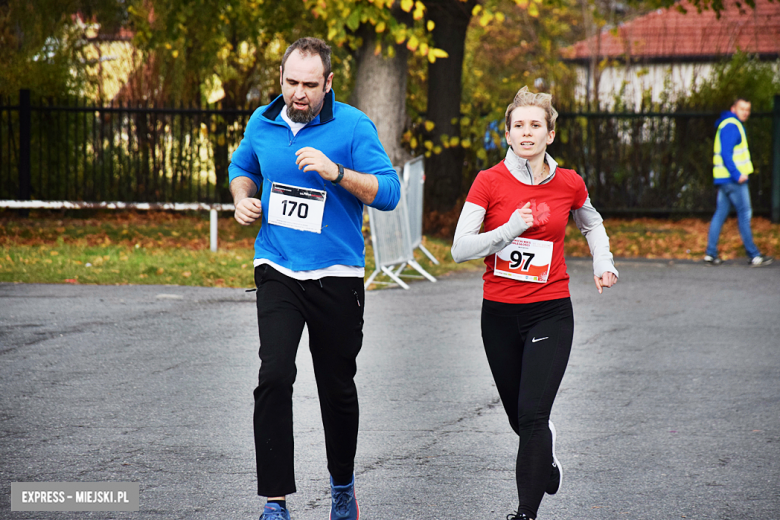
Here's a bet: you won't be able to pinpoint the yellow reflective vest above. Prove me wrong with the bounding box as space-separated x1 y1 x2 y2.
713 117 753 180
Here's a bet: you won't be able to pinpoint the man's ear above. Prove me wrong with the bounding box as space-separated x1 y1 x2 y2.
324 72 334 93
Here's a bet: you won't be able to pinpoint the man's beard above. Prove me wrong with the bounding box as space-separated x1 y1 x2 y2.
287 102 317 124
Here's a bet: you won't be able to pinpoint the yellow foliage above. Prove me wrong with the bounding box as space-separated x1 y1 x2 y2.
407 35 419 51
400 0 414 12
376 21 386 32
424 120 435 132
413 1 425 20
427 20 435 31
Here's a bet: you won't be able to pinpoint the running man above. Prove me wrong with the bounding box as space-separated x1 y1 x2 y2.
228 37 400 520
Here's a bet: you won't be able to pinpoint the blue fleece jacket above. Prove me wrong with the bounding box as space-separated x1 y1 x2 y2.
714 110 746 185
228 91 400 271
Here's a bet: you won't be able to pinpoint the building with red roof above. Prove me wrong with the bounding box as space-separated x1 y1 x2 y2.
562 0 780 108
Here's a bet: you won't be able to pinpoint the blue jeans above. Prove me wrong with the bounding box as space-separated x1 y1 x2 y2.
706 182 760 259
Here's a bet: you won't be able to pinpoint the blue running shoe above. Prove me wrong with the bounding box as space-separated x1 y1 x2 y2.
260 502 291 520
330 476 359 520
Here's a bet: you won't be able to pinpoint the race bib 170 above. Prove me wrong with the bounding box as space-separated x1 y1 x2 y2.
267 182 327 234
494 237 553 283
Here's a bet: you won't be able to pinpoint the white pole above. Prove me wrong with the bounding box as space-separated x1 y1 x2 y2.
210 209 218 252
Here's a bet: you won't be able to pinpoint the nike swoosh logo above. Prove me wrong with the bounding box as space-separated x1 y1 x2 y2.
532 337 549 343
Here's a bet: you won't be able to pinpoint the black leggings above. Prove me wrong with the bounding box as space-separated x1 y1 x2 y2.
253 265 365 497
481 297 574 518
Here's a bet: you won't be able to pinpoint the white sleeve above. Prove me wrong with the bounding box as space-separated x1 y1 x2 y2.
572 197 619 278
451 202 531 263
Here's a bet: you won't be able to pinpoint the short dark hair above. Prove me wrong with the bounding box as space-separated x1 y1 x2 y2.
281 37 332 83
732 97 751 107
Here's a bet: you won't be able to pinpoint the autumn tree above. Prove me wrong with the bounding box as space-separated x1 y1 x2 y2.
0 0 126 97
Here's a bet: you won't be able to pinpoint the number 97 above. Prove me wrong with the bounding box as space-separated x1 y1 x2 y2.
509 251 535 271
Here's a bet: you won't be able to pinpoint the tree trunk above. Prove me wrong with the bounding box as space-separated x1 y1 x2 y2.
423 0 476 215
350 27 411 167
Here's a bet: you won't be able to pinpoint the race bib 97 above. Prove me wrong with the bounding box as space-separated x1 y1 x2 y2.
267 182 327 234
494 237 553 283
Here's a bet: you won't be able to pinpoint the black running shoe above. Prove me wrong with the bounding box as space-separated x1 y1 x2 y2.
506 512 534 520
546 420 562 495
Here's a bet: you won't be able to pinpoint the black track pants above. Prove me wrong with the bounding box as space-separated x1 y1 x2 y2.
481 297 574 518
253 264 365 497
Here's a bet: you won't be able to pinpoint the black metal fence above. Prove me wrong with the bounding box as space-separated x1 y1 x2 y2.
550 101 780 218
2 90 780 219
1 90 257 205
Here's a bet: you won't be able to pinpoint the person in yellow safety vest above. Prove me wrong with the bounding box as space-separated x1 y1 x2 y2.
704 98 773 267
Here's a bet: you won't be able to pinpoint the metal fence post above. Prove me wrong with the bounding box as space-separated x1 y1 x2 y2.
210 208 218 252
18 89 31 205
772 94 780 223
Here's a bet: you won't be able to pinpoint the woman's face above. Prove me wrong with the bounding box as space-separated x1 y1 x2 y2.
505 106 555 161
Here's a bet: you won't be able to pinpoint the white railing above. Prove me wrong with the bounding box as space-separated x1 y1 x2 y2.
365 166 436 290
402 156 439 265
0 200 235 252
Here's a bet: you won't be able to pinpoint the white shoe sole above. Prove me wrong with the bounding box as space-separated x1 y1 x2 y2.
549 420 563 494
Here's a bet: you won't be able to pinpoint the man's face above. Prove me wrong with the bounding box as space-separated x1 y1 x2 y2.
732 100 751 122
280 51 333 124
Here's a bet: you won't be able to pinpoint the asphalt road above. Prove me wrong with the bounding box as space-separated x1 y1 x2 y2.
1 258 779 519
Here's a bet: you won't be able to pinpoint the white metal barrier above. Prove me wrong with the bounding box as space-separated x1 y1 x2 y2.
365 180 436 290
402 156 439 265
0 200 235 252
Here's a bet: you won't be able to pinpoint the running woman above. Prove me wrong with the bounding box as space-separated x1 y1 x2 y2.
451 86 618 520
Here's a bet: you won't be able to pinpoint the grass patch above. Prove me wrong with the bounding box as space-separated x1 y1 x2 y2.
1 211 778 288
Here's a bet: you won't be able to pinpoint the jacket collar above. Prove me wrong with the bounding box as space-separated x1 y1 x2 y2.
504 148 558 185
261 89 335 124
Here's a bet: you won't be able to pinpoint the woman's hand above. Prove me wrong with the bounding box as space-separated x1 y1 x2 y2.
594 272 617 294
517 201 534 227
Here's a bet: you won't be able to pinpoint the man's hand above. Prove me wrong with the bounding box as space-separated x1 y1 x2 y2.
295 147 338 182
594 272 618 294
738 174 749 184
234 197 262 226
